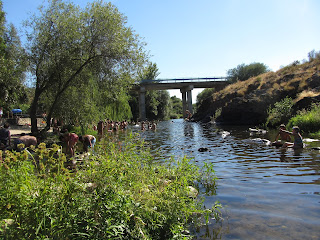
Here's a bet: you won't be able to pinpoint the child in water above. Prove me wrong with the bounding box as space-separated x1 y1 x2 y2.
281 126 303 149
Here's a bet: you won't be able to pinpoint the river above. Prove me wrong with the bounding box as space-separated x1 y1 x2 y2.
129 119 320 240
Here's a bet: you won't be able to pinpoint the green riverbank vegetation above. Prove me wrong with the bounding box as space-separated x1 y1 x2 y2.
267 98 320 137
288 103 320 138
0 133 221 239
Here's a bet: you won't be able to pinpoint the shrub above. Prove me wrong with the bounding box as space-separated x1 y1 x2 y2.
0 134 221 239
266 97 294 127
288 103 320 133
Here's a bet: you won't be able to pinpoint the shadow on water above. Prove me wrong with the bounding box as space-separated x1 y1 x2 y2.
128 119 320 240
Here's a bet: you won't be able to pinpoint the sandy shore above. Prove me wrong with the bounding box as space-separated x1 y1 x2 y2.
10 126 33 136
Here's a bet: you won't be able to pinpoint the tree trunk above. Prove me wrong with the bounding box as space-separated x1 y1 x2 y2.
30 90 41 134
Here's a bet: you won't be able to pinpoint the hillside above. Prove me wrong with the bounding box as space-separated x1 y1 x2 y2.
193 58 320 125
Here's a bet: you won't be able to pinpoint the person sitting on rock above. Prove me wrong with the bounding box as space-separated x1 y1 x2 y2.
272 124 292 147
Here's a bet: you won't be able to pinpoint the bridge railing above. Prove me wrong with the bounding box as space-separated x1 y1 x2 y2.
138 77 228 84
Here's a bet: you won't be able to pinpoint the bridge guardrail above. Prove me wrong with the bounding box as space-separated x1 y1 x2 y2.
138 77 228 84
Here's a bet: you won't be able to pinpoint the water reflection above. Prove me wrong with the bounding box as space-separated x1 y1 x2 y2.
129 119 320 239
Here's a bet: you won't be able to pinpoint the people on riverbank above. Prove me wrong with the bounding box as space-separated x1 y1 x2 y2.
79 135 96 152
60 131 79 157
14 134 37 151
0 123 11 150
281 126 304 149
97 120 104 137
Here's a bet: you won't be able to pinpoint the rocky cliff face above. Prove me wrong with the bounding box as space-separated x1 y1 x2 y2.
193 59 320 125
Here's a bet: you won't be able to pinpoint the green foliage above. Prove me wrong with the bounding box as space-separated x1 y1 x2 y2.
169 96 182 119
196 88 216 107
0 2 28 111
0 134 220 239
211 107 222 122
71 125 97 137
227 62 269 82
26 0 147 132
288 103 320 133
145 90 170 120
266 97 294 127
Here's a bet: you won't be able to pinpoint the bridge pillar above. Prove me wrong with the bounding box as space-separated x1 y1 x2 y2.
139 86 146 121
187 85 193 114
181 85 193 118
181 90 187 118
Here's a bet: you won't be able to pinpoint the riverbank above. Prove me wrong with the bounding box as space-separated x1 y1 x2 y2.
0 132 220 239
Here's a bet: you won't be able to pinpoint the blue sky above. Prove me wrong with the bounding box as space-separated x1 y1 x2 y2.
2 0 320 102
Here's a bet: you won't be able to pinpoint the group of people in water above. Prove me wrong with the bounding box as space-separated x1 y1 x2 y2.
0 118 304 161
272 124 304 149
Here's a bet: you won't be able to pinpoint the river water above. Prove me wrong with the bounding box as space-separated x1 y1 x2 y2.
130 119 320 240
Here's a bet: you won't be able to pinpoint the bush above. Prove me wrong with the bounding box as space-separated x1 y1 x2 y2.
0 134 221 239
266 97 294 127
288 103 320 133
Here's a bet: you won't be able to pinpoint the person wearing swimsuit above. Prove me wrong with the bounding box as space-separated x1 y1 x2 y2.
281 126 303 149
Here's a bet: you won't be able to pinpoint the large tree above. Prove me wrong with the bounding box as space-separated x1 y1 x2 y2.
0 1 27 111
26 0 147 133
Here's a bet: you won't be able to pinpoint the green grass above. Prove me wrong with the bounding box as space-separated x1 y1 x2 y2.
0 133 221 239
288 103 320 134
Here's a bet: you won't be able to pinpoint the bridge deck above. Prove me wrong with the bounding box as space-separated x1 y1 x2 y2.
133 77 229 91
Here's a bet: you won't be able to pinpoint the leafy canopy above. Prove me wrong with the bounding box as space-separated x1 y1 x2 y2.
227 62 269 82
26 0 148 132
0 1 28 110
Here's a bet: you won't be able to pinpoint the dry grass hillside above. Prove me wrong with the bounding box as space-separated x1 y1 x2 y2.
193 57 320 125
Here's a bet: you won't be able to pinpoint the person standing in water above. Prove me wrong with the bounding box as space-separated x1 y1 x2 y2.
281 126 303 149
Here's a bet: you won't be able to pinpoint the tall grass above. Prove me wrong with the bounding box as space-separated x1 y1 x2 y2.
0 133 220 239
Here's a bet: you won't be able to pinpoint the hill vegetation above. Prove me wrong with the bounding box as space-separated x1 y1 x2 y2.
193 51 320 129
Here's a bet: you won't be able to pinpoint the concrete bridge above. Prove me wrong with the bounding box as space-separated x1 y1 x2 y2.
133 77 229 120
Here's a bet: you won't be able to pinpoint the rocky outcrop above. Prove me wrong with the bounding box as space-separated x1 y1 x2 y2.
193 60 320 125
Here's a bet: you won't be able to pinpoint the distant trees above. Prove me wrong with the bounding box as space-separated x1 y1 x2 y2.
25 0 148 133
0 1 28 112
169 96 182 119
196 88 216 108
227 62 269 82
